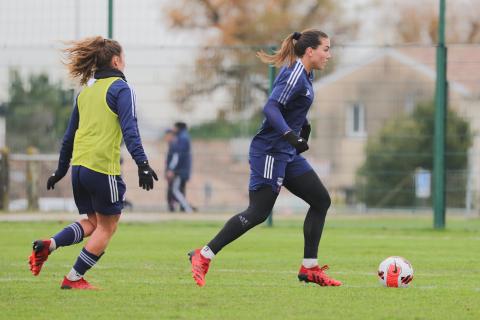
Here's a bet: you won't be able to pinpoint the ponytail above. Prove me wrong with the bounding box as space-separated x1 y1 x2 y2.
62 36 123 85
257 29 328 67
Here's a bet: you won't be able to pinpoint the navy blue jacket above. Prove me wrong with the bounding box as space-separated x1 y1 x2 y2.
166 129 191 180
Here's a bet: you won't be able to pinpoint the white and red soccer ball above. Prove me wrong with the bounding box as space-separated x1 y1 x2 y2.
378 256 414 288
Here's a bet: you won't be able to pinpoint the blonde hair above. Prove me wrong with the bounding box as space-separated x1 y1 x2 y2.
257 29 328 67
62 36 123 85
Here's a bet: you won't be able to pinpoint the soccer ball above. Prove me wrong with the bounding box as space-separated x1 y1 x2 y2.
377 256 414 288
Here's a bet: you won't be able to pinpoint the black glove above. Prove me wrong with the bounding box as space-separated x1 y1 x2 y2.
138 161 158 191
300 123 311 142
284 131 309 154
46 170 66 190
297 124 311 155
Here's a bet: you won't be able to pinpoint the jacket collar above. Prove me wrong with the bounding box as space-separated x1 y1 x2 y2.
94 68 127 81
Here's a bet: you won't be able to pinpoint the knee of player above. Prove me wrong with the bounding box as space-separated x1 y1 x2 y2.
108 222 119 234
257 213 271 225
323 193 332 209
237 211 268 230
79 215 97 236
98 221 119 235
88 219 98 230
312 192 331 212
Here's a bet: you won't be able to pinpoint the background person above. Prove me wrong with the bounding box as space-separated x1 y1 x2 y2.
166 121 195 212
164 128 177 212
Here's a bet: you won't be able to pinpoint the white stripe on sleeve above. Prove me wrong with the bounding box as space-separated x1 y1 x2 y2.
279 64 304 104
124 82 137 118
278 62 303 104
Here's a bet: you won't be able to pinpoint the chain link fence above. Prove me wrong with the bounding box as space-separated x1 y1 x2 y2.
1 1 479 215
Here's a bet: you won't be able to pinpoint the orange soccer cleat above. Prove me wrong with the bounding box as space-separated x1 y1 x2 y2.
298 264 342 286
60 277 97 290
188 249 211 287
28 240 52 276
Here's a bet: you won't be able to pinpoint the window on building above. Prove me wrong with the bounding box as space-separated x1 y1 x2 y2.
346 103 366 137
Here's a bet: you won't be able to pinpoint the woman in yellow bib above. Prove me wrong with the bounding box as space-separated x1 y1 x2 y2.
28 36 158 289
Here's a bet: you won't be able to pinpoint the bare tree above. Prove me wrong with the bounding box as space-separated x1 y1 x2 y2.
166 0 357 116
392 0 480 44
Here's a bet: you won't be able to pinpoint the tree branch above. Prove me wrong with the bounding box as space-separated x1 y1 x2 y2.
198 0 221 25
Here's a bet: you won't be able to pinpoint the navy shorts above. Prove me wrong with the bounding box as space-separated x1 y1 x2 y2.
249 153 313 193
71 165 126 215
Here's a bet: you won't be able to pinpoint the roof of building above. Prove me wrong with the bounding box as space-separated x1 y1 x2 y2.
315 45 480 98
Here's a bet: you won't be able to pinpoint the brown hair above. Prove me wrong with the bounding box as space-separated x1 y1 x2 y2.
257 29 328 67
62 36 123 85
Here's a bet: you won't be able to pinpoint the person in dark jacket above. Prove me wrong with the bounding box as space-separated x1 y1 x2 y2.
164 128 177 212
165 122 194 212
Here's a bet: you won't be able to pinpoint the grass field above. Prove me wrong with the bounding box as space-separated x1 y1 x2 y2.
1 215 479 319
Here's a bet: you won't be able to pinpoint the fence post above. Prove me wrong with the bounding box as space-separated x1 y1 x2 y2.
0 148 9 210
26 146 39 211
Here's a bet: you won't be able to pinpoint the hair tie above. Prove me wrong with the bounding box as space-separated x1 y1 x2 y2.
292 32 302 40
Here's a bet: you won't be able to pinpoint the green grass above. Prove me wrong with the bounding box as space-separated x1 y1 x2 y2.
1 216 479 319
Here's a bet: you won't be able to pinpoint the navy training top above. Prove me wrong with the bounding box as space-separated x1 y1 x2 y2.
250 59 314 161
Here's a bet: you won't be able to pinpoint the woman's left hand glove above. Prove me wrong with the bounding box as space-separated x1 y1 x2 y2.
138 161 159 191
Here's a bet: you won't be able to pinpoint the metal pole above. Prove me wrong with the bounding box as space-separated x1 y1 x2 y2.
266 46 277 227
108 0 114 39
0 148 9 211
433 0 447 229
26 147 39 211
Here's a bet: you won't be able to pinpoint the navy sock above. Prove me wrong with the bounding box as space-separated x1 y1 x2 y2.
52 222 84 248
72 247 102 277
